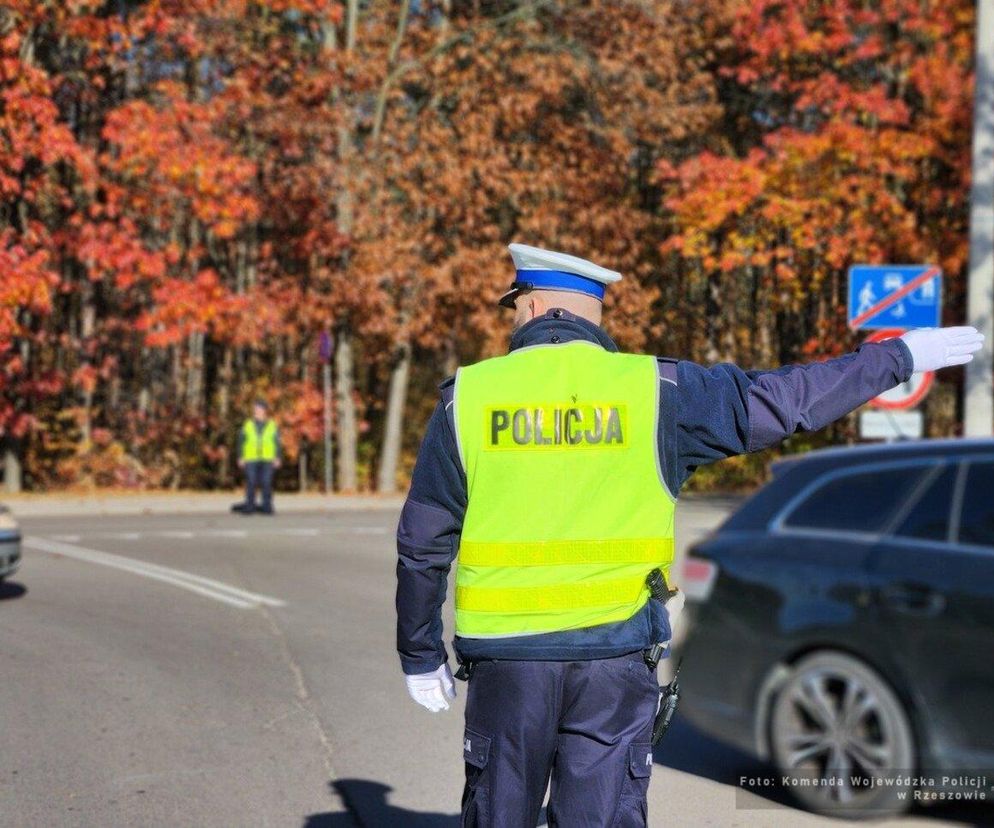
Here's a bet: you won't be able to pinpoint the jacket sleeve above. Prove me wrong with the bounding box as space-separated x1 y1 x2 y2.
396 385 467 676
674 339 914 489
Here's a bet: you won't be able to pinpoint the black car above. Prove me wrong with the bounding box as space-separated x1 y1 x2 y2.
678 437 994 818
0 504 20 582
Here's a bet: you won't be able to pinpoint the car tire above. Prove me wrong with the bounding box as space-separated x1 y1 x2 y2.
768 651 915 819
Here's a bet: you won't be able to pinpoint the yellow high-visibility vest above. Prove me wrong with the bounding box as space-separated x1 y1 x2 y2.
453 341 675 638
241 419 278 462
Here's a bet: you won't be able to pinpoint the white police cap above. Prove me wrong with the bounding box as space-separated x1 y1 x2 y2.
499 243 623 308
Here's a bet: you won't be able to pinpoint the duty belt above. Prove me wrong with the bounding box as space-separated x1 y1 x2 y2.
643 568 682 746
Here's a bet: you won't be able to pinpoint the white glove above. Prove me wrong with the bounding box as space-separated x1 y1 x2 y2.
899 327 984 372
405 664 456 713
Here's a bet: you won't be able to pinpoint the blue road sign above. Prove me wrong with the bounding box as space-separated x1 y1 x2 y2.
847 265 942 330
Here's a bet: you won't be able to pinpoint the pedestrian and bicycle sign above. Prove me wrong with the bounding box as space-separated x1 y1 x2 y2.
848 265 942 330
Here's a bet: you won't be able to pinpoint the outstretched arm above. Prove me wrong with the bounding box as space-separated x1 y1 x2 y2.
742 339 914 451
673 328 982 490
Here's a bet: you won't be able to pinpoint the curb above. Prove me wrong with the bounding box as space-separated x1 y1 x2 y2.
4 492 406 519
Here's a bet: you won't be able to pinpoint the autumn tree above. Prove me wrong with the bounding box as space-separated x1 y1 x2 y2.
359 0 729 490
663 0 975 374
0 0 979 492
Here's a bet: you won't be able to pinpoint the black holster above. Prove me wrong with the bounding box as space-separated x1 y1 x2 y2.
652 677 681 746
644 568 682 745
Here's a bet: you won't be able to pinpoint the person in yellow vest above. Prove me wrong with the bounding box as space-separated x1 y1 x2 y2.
235 400 281 515
395 244 982 826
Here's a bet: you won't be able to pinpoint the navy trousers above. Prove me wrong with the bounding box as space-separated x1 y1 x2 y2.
244 461 274 512
461 652 658 827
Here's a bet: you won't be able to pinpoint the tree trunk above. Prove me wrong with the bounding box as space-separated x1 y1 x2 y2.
81 283 95 444
346 0 358 50
323 3 360 491
335 328 359 491
219 347 233 484
376 341 411 493
3 445 22 494
298 444 308 492
171 345 183 403
705 270 721 364
300 344 310 492
443 335 459 377
82 387 93 445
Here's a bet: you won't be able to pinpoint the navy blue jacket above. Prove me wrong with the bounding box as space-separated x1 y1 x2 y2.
396 309 914 675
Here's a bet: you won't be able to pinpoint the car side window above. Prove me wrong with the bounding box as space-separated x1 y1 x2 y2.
957 462 994 548
894 465 956 542
783 466 927 534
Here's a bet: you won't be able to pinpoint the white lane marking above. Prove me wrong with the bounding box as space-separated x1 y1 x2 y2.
31 528 325 542
26 537 253 609
24 537 285 610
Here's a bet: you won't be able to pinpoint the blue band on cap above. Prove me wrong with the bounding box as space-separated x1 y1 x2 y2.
514 269 606 300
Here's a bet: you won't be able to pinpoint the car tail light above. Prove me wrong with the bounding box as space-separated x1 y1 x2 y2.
680 556 718 602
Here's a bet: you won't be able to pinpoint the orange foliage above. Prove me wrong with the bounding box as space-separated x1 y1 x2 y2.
0 0 979 488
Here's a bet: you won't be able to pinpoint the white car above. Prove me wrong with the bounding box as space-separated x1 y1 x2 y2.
0 506 21 581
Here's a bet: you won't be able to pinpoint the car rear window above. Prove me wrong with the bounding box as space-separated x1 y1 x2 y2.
957 462 994 548
782 465 928 534
894 464 956 542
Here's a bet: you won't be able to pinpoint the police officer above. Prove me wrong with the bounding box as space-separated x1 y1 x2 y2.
235 400 281 515
395 244 982 827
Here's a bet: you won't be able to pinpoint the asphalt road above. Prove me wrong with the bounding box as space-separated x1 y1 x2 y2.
2 500 988 827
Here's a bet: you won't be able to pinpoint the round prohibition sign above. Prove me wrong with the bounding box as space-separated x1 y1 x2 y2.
865 328 934 410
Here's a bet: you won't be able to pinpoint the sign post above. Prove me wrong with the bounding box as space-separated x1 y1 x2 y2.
964 0 994 436
319 330 334 494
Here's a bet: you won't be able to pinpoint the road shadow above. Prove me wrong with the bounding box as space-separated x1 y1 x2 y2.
656 716 993 824
0 580 26 600
305 781 550 827
303 781 459 827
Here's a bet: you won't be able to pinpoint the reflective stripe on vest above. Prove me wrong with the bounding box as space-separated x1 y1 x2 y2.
453 341 675 638
242 419 277 462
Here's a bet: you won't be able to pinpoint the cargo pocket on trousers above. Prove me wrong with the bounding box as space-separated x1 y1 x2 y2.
612 742 653 828
461 729 491 828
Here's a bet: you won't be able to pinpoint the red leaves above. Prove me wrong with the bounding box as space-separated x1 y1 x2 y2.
71 364 99 395
73 219 168 288
0 0 979 486
139 269 251 347
664 0 973 328
101 85 260 236
0 230 57 329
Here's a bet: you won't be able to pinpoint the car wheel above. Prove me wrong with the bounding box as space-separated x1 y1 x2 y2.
769 651 914 819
